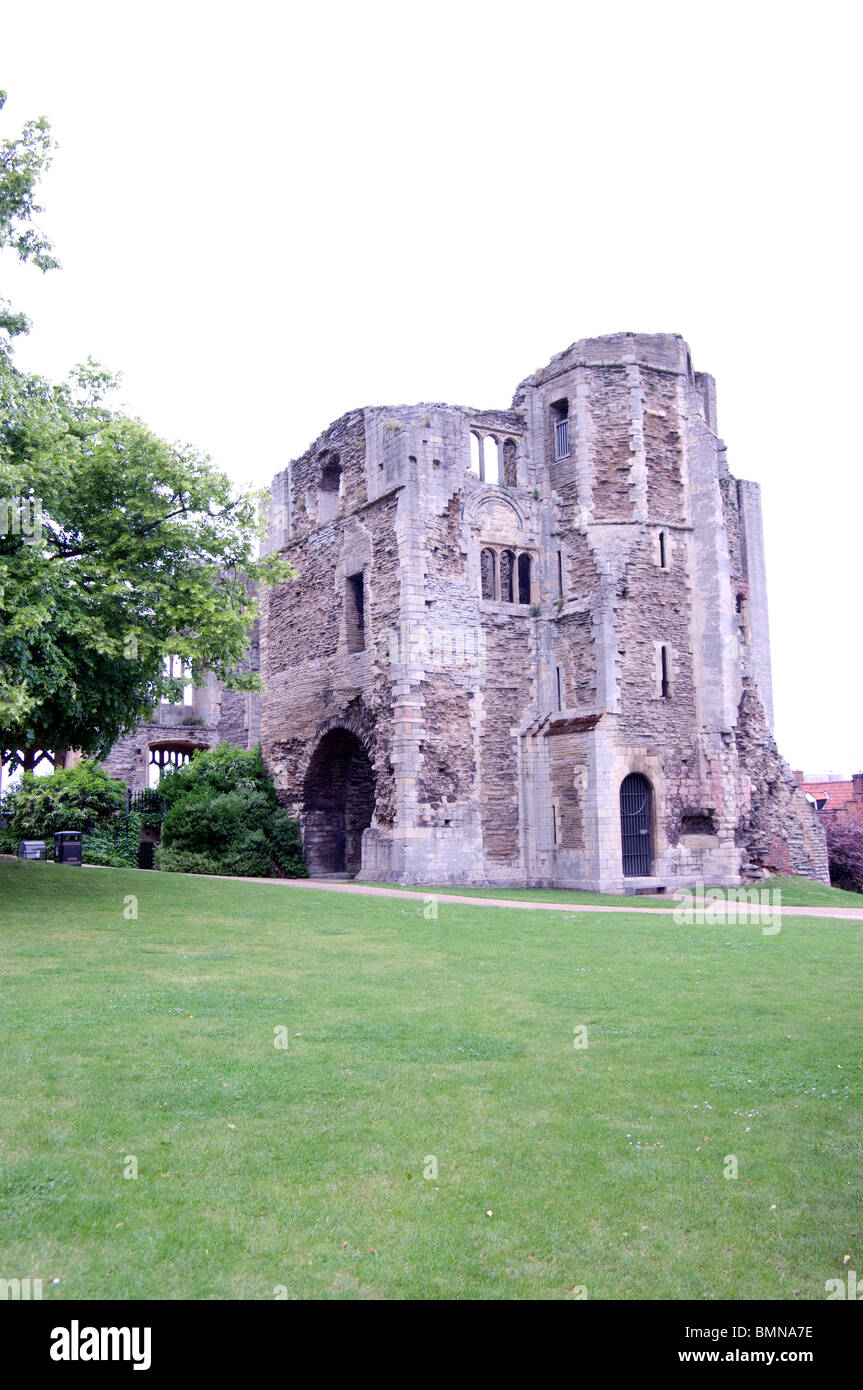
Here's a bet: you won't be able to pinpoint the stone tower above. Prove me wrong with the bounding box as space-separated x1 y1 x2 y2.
260 333 827 890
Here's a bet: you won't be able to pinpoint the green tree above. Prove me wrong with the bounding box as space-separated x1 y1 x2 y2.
0 89 58 275
0 96 293 767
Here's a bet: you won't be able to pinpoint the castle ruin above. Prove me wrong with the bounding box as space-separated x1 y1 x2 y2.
257 332 827 890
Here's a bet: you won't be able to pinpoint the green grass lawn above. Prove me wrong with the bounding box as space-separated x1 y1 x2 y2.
1 859 859 1300
361 875 863 909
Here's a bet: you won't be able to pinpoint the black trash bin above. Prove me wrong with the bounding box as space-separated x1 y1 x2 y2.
54 830 83 866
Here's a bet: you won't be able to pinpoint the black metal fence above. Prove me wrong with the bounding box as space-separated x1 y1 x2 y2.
127 787 167 823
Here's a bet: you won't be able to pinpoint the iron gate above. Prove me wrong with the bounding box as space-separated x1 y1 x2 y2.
620 773 652 876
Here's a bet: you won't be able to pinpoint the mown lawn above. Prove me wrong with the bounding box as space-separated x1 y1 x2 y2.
0 859 859 1300
363 875 863 910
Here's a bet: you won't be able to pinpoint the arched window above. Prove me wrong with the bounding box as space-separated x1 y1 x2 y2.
0 749 55 797
502 438 517 487
499 549 515 603
620 773 652 876
470 433 483 478
517 552 531 604
483 436 499 485
480 548 496 600
148 743 202 789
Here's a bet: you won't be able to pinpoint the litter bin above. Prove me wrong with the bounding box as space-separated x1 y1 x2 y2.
54 830 83 866
17 840 46 860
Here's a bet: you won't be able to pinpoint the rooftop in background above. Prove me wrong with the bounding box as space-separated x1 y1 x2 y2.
793 772 863 820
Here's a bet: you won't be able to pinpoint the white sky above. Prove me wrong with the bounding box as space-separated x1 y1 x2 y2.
2 0 860 776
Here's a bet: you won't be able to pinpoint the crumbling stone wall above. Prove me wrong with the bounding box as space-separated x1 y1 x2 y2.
734 678 829 879
252 332 826 889
99 623 261 792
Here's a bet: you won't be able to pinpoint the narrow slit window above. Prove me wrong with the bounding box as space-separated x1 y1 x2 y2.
502 438 517 486
556 665 563 711
551 804 557 845
658 531 667 568
660 645 670 699
557 551 564 597
518 552 531 605
346 572 365 652
480 548 496 601
499 549 515 603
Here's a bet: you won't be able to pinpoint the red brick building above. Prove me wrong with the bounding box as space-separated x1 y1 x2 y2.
794 773 863 826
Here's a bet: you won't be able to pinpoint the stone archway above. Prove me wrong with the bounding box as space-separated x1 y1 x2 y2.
302 727 375 877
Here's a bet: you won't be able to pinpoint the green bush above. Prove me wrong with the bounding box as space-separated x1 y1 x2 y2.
1 761 128 855
0 823 19 855
154 847 227 877
156 743 306 878
160 743 271 806
82 811 142 868
268 807 307 877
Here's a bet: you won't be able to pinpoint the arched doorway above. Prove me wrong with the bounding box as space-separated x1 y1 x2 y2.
620 773 653 876
302 728 375 877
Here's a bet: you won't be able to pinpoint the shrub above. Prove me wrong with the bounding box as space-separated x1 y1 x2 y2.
160 743 271 805
0 761 127 853
825 818 863 894
154 847 229 877
157 743 306 878
0 821 19 854
268 807 307 877
83 811 142 868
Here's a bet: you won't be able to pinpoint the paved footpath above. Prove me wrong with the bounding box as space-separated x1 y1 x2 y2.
218 874 863 921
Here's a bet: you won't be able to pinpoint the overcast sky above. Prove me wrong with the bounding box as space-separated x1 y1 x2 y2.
3 1 859 776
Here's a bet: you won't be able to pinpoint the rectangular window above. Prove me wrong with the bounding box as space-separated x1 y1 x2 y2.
660 645 670 699
658 531 667 568
161 655 193 705
551 804 558 845
557 551 564 597
346 573 365 652
551 399 570 460
556 665 563 711
554 418 569 460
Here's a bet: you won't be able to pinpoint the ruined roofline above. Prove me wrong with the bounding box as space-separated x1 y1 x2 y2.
512 331 697 400
281 402 524 473
284 333 703 470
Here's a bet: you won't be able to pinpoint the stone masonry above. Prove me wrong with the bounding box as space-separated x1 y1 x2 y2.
100 623 260 791
257 333 827 890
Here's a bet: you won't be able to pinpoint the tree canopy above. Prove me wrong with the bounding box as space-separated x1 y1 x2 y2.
0 94 293 766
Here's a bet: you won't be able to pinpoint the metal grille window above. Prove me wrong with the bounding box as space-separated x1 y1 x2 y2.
551 398 570 461
620 773 652 876
554 418 570 460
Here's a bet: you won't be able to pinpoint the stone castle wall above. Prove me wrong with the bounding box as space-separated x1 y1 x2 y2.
256 332 827 889
97 332 826 891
